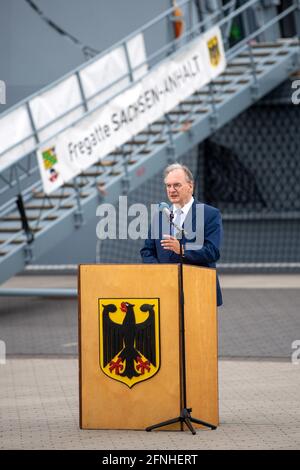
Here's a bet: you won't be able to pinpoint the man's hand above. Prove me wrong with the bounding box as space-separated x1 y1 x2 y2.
160 235 181 255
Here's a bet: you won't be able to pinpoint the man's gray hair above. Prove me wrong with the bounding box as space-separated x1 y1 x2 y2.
163 163 194 183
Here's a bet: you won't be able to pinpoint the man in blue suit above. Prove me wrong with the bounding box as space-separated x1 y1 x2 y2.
140 163 223 306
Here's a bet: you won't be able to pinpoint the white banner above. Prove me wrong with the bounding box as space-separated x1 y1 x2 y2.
0 106 36 172
79 33 148 112
29 75 84 143
37 26 226 194
0 34 147 174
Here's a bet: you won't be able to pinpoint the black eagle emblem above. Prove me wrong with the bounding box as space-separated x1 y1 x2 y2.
101 301 159 385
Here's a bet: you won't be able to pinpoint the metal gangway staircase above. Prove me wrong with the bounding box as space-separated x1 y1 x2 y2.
0 0 300 286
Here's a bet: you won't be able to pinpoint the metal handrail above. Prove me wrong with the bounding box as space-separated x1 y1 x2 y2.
0 25 295 252
0 0 192 123
227 4 297 60
0 0 297 237
0 157 39 196
0 288 77 297
0 0 269 165
22 3 298 154
0 0 236 123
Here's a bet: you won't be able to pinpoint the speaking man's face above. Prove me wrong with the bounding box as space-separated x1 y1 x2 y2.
164 169 193 207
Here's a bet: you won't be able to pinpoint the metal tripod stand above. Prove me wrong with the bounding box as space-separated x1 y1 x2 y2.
146 220 216 435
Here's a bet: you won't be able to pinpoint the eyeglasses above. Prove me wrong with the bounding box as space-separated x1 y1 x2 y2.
165 183 183 191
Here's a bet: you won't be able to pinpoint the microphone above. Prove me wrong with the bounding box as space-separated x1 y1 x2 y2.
158 202 173 221
158 202 187 236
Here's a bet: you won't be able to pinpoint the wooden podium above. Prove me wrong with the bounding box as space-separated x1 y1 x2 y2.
79 264 219 430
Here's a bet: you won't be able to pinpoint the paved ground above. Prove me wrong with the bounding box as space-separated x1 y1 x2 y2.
0 357 299 450
0 275 299 357
0 274 299 449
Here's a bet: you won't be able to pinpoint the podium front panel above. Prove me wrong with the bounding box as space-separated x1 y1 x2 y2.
183 265 219 428
79 264 181 430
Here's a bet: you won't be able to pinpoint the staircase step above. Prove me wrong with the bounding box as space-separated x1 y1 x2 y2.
222 70 251 76
182 99 204 105
252 42 284 49
25 204 54 210
1 215 57 222
63 182 86 188
183 100 210 112
276 50 289 56
227 61 257 67
98 158 118 166
140 130 162 136
25 204 74 210
81 171 104 177
32 193 71 199
168 110 190 115
0 239 24 245
237 79 250 84
194 107 209 114
263 60 276 66
222 88 237 94
289 40 300 47
175 119 194 128
224 68 263 77
212 79 232 85
239 51 271 58
109 151 131 157
154 120 168 125
0 227 41 233
126 139 149 146
32 193 88 200
193 90 211 97
193 90 224 100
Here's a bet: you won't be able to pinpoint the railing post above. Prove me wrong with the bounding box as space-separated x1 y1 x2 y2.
165 114 177 163
208 82 218 132
223 0 237 51
73 177 84 228
76 70 89 112
188 0 195 41
201 0 221 31
26 101 39 145
14 164 22 195
123 41 134 83
254 0 281 42
241 3 251 39
24 101 39 261
14 162 35 262
121 146 131 195
248 42 259 101
294 0 300 38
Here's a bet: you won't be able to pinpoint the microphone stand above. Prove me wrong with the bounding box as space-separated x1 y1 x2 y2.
146 218 216 435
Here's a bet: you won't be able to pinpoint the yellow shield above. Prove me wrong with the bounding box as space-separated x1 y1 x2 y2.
99 298 160 388
207 35 220 67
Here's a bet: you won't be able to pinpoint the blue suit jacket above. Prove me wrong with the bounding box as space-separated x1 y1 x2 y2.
140 200 223 306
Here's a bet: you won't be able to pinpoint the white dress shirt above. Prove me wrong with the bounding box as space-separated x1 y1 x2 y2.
172 196 194 228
